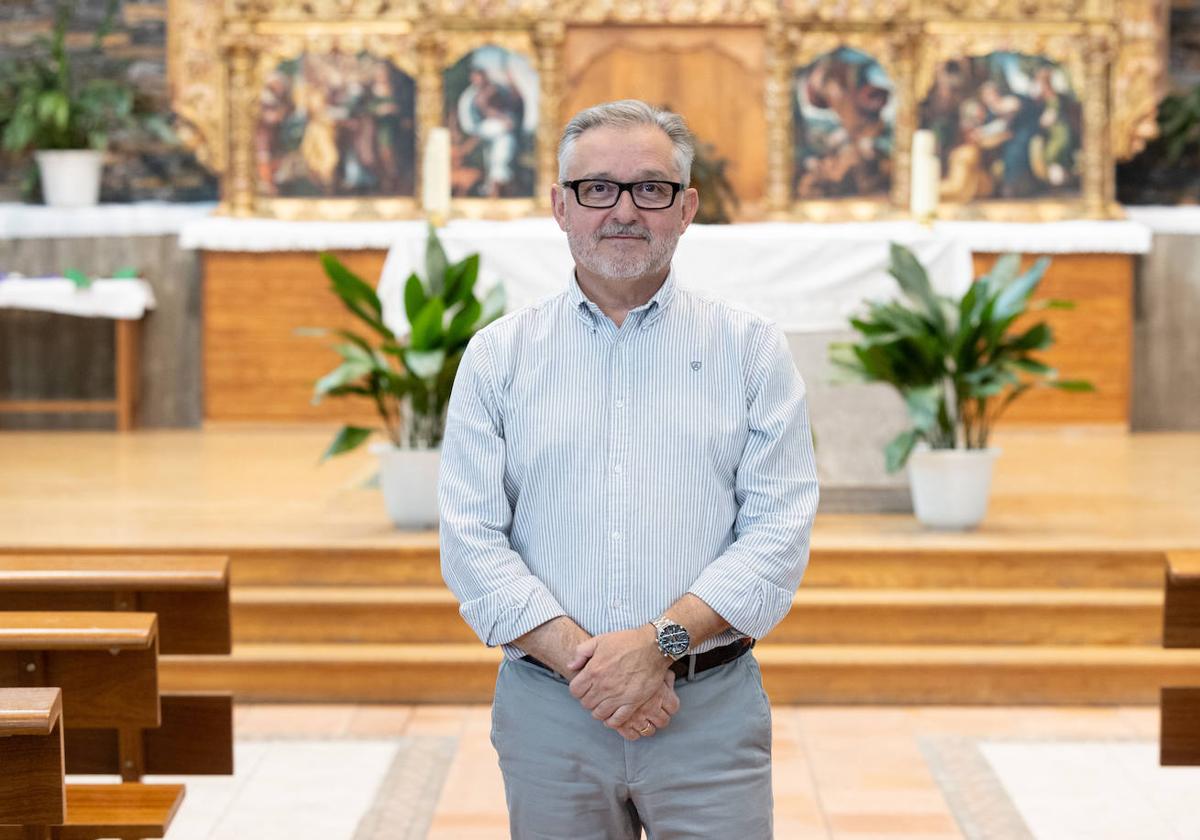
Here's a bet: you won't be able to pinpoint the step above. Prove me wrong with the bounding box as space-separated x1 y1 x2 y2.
230 586 1164 646
17 546 1166 589
160 643 1200 705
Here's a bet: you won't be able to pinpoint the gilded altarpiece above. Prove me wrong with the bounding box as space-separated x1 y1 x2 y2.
168 0 1166 221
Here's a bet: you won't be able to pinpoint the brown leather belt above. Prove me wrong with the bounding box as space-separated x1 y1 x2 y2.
522 637 754 681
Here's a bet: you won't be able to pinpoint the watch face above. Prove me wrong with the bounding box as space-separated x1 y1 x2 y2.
659 623 690 657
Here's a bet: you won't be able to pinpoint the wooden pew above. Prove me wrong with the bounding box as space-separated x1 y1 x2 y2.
0 687 65 828
0 555 231 655
0 557 234 779
0 613 159 730
1161 551 1200 766
0 687 185 840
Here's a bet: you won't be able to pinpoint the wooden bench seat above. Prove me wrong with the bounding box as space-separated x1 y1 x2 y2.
0 613 159 730
0 556 231 655
0 783 185 840
0 687 65 827
1162 551 1200 766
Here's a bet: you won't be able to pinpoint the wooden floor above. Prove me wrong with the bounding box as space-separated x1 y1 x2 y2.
0 424 1197 553
2 424 1199 704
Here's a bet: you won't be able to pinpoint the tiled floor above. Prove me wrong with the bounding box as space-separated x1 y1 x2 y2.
122 703 1199 840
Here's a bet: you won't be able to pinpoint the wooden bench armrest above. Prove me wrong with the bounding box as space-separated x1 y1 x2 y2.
0 613 156 651
0 556 229 591
0 688 61 737
1165 551 1200 649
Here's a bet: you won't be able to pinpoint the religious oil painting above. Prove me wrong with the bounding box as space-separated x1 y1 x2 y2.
255 51 417 198
791 46 896 200
920 51 1081 203
443 45 539 198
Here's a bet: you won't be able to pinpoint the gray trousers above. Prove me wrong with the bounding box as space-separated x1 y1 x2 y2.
490 651 774 839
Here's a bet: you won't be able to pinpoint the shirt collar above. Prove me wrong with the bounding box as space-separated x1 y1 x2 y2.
567 267 678 329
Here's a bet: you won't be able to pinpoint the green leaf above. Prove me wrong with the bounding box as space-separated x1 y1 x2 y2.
1049 379 1095 392
320 426 373 462
980 253 1022 291
410 298 445 350
312 360 372 403
991 257 1050 322
111 266 138 279
319 252 391 339
425 224 449 299
404 348 446 379
64 268 90 289
1011 357 1055 376
444 254 480 306
888 243 946 336
1005 322 1053 352
884 429 919 473
445 297 483 349
903 385 942 433
403 272 427 326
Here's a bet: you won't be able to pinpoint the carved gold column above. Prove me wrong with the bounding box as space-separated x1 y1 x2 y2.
1083 23 1116 218
415 27 444 215
891 27 917 214
221 26 257 217
534 21 566 212
763 20 793 219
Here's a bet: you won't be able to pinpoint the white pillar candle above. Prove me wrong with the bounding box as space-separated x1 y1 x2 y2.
422 127 451 224
910 129 941 223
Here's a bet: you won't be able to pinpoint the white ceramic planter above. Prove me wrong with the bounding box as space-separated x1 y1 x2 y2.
907 447 1000 530
371 442 441 529
35 149 104 207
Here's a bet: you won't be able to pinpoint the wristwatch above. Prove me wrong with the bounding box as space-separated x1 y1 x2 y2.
650 615 691 661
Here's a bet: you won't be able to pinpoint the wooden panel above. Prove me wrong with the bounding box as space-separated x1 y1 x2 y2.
0 648 159 730
972 252 1132 425
1164 551 1200 648
64 693 233 777
562 26 767 214
1161 687 1200 766
203 250 386 424
0 729 65 827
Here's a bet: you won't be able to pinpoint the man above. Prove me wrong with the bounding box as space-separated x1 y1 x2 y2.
439 100 818 838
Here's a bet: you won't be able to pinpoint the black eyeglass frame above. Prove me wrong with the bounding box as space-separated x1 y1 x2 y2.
561 179 684 210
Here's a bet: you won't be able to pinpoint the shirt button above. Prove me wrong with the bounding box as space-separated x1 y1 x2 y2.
615 399 624 408
611 598 621 608
613 464 623 474
611 531 622 541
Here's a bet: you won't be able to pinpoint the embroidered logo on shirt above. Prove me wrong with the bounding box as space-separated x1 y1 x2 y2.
690 361 702 371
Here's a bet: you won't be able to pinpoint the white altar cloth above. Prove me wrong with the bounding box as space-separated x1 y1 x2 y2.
0 202 215 240
0 277 156 319
378 218 976 334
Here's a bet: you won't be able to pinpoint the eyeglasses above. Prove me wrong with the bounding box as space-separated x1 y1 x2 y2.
562 179 683 210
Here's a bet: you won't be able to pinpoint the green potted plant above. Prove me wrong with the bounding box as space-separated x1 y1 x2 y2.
0 0 166 206
829 243 1093 529
308 225 505 528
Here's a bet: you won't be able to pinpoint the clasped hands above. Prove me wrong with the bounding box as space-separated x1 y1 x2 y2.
566 625 680 742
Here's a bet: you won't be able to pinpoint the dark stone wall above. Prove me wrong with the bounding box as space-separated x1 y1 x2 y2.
0 0 218 203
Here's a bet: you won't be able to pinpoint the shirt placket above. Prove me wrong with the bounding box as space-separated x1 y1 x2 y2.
605 323 632 621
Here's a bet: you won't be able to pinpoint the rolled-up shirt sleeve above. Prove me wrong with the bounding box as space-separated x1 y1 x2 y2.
439 332 567 651
688 321 819 640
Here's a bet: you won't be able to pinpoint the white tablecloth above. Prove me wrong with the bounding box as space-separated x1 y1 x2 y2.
0 202 216 239
378 218 975 334
0 278 156 319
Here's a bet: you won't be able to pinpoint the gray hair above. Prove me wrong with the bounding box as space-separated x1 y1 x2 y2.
557 100 696 187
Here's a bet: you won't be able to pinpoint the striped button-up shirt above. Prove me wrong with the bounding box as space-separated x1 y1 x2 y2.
439 269 819 661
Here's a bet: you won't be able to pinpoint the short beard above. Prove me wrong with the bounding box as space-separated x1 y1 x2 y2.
566 220 678 282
